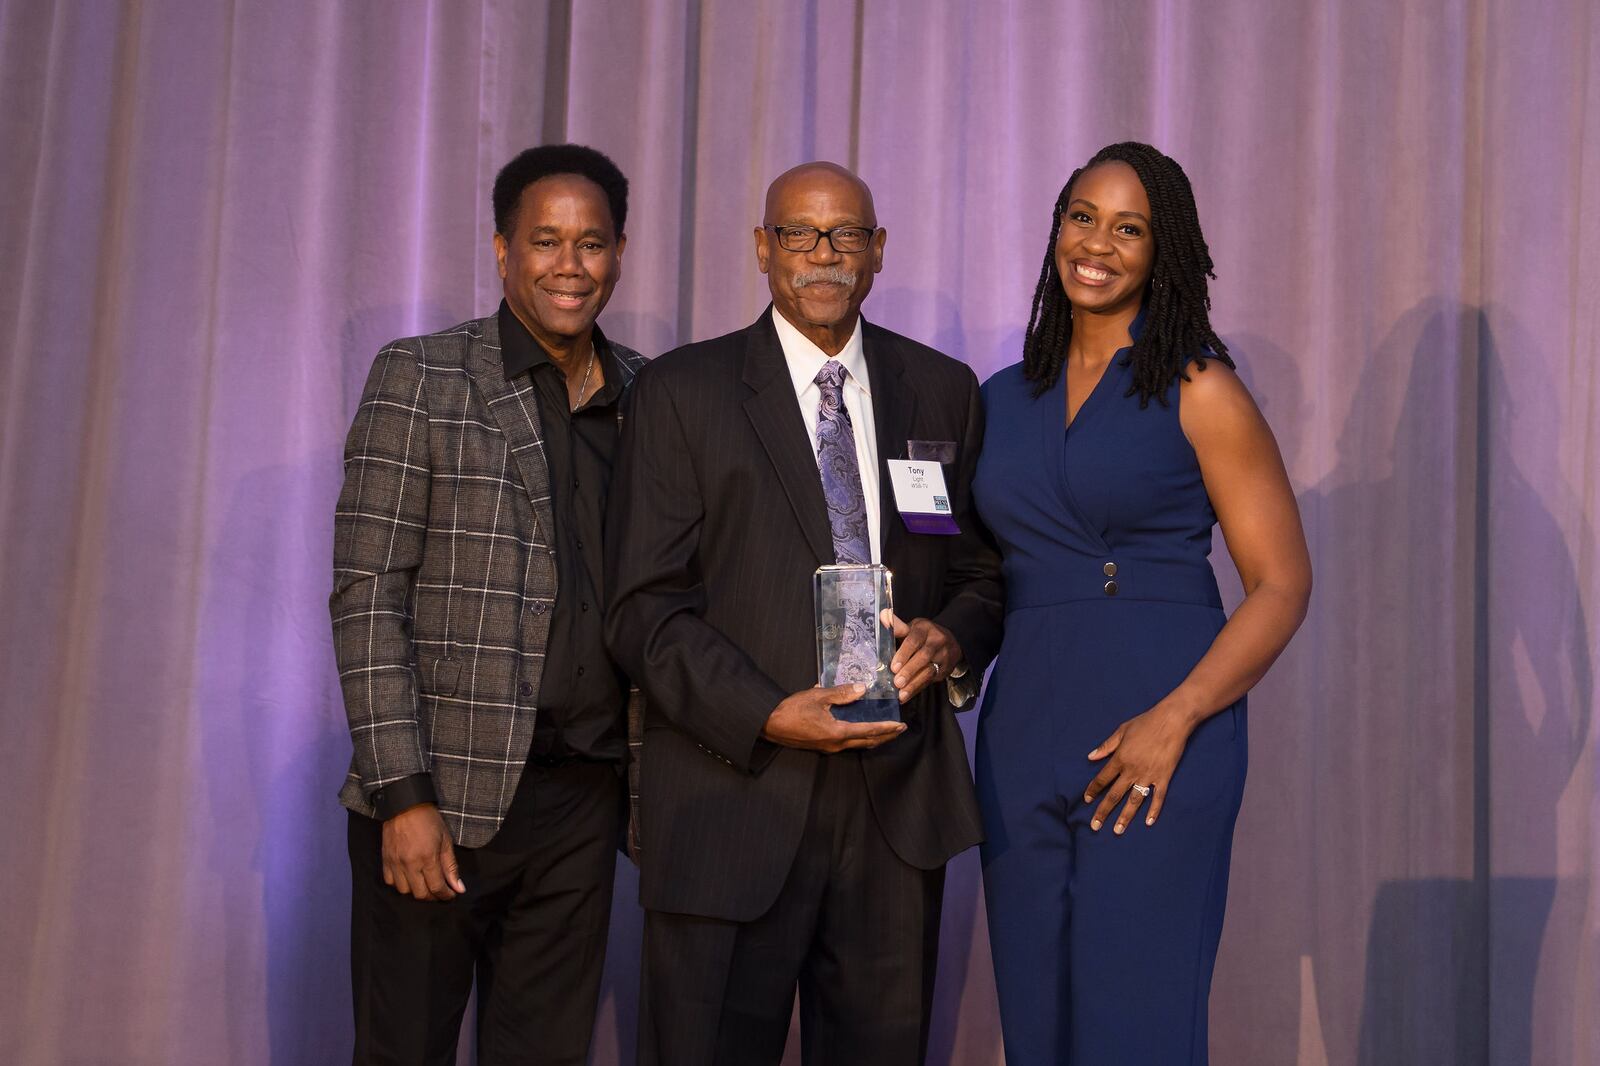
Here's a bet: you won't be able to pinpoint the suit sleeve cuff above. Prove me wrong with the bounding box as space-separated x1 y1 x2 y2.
945 663 980 710
371 773 437 820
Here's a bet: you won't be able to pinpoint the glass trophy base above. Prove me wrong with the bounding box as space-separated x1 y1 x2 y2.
815 563 901 724
830 695 902 725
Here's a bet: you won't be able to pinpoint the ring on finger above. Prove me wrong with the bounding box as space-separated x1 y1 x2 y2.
931 661 941 678
1131 783 1152 797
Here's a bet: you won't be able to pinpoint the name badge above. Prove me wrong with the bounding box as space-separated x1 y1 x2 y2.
887 459 961 535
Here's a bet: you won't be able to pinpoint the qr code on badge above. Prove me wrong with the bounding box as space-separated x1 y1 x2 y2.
933 495 950 512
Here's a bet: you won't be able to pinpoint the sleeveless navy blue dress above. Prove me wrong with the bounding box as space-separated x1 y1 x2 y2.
972 347 1247 1065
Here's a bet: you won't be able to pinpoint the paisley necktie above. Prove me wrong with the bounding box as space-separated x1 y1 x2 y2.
814 360 871 564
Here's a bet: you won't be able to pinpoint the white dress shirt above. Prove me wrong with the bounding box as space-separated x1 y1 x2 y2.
771 308 973 704
772 306 881 563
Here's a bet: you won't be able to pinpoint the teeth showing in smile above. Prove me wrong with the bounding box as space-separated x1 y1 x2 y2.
544 291 588 307
1073 263 1113 283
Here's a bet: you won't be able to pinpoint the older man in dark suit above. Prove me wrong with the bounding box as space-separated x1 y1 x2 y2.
331 144 643 1065
605 162 1005 1066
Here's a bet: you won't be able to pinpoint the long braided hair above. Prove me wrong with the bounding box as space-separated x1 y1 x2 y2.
1022 141 1232 405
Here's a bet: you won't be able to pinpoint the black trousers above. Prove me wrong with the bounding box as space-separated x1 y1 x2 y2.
349 760 623 1066
638 752 946 1066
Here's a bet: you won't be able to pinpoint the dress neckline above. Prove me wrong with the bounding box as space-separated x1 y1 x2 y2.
1062 346 1128 437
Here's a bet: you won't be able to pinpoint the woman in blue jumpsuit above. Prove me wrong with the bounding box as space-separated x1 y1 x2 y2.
973 142 1312 1064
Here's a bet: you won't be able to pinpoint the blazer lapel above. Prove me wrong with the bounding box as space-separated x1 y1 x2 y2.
741 312 835 566
464 314 558 550
863 320 916 561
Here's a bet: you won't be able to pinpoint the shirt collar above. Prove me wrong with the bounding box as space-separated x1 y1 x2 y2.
498 300 623 407
770 305 870 397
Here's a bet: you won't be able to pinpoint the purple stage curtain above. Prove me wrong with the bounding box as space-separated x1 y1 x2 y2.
2 2 1597 1063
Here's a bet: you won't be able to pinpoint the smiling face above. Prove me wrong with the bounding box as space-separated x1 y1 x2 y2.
494 173 625 352
1055 160 1155 317
754 163 886 354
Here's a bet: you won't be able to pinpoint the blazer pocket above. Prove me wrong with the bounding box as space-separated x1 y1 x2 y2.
907 439 957 463
429 655 461 697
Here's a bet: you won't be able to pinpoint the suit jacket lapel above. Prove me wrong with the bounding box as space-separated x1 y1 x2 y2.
741 311 835 567
464 314 558 550
863 320 916 562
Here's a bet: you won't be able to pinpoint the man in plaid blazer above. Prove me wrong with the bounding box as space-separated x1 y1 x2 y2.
332 144 644 1065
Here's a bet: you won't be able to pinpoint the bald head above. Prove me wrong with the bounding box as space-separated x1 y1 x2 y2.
754 161 886 356
763 162 878 227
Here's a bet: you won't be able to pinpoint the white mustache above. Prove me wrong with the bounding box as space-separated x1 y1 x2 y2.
792 268 858 289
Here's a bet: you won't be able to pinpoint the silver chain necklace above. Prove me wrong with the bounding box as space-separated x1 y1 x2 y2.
571 341 596 411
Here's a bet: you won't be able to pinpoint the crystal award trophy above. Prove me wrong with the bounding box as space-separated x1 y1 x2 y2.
814 563 900 724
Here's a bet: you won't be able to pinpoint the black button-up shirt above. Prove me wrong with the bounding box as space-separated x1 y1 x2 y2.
497 302 629 764
369 303 629 821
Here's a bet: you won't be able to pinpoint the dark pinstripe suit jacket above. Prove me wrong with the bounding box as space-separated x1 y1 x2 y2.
605 309 1005 921
331 312 645 849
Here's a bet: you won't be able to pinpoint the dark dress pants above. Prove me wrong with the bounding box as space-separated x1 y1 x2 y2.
639 751 946 1066
349 760 623 1066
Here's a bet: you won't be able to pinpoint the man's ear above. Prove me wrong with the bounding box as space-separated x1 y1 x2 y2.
871 227 887 274
754 226 771 274
493 232 509 280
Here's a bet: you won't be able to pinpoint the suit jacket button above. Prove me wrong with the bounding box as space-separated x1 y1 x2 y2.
518 682 535 697
1104 580 1119 596
1103 561 1118 577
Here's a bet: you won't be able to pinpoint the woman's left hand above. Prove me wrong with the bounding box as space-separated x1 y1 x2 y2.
1082 702 1197 834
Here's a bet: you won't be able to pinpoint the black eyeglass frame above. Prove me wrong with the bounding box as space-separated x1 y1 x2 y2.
763 225 882 253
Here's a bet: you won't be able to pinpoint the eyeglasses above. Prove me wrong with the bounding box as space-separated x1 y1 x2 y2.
765 225 879 253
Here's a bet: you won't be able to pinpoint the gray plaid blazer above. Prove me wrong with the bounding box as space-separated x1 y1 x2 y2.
332 312 646 850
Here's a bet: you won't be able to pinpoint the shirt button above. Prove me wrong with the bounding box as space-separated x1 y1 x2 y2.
576 539 584 550
576 666 586 676
581 602 590 612
1104 580 1119 596
1103 561 1118 577
518 682 535 697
